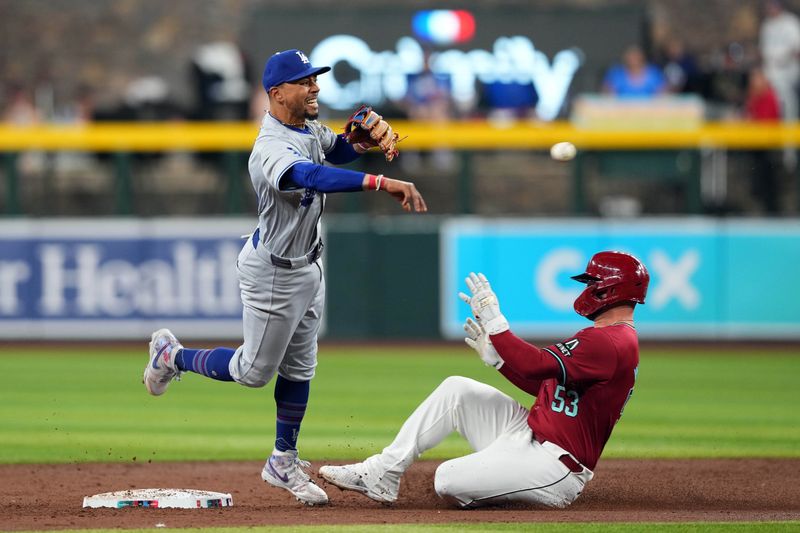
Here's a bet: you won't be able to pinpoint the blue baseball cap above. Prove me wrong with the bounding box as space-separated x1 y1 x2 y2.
262 49 331 91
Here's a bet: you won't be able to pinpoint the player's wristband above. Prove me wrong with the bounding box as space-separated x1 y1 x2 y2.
366 174 384 191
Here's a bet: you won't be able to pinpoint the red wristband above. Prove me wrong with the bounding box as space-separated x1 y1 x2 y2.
366 174 384 191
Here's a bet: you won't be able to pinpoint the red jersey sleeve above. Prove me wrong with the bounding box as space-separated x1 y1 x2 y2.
498 364 542 395
543 328 617 386
490 330 563 388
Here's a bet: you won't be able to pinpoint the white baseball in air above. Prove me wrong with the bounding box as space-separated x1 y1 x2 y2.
550 141 577 162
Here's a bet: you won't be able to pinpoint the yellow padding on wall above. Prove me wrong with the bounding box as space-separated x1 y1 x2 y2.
0 121 797 151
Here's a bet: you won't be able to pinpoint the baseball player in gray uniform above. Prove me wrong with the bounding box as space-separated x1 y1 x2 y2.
143 49 427 506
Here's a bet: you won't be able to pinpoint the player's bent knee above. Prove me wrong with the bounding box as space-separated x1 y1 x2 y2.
433 461 471 508
437 375 476 397
439 375 469 388
278 363 316 382
433 464 453 501
234 365 278 388
436 376 486 404
235 374 270 388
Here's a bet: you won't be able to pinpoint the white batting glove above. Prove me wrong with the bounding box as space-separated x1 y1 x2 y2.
464 317 504 369
458 272 510 335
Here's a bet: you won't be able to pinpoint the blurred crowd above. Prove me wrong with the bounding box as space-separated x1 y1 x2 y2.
4 2 798 126
1 0 798 217
2 41 257 126
599 0 796 130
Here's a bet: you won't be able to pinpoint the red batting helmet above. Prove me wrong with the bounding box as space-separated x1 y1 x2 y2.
572 251 649 319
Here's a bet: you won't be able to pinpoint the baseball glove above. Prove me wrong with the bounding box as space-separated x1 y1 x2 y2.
343 104 401 161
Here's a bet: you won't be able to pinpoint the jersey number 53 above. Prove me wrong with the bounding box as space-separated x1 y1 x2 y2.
551 385 580 417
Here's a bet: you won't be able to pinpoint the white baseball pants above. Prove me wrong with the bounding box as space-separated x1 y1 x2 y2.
368 375 593 508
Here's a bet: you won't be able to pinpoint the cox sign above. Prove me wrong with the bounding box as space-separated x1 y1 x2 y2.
441 218 800 340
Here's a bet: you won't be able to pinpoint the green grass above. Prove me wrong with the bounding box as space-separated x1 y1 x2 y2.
12 522 800 532
0 345 798 464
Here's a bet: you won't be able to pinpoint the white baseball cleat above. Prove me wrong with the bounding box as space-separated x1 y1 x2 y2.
143 328 184 396
261 449 329 506
318 460 399 504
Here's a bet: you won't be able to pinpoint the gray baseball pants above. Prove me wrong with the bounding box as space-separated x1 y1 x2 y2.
229 236 324 387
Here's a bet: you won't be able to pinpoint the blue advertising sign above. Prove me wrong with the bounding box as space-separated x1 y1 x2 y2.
0 219 253 339
441 218 800 340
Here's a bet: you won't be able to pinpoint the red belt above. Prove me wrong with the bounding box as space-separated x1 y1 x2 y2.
535 435 583 473
558 454 583 473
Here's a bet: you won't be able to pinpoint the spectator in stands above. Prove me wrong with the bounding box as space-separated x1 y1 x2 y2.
482 81 538 122
760 0 800 122
2 83 46 178
760 0 800 170
188 40 253 187
405 60 453 122
703 42 752 118
2 83 41 125
744 66 783 215
124 76 183 122
59 85 96 125
190 41 253 121
745 67 781 121
602 45 667 98
401 52 456 171
659 37 701 94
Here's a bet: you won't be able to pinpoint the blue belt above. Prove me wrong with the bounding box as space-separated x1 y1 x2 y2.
252 228 323 269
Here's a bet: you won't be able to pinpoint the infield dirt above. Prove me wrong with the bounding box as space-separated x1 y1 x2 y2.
1 459 798 530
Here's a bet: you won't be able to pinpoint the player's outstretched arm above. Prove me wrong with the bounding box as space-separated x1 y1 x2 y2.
363 173 427 213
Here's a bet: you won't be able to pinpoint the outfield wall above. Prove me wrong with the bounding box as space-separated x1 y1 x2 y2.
439 218 800 340
0 218 251 339
0 217 797 340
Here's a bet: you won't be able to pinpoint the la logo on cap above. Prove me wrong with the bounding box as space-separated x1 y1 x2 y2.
296 51 310 64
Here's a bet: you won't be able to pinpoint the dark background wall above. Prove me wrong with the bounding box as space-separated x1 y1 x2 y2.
324 216 441 339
